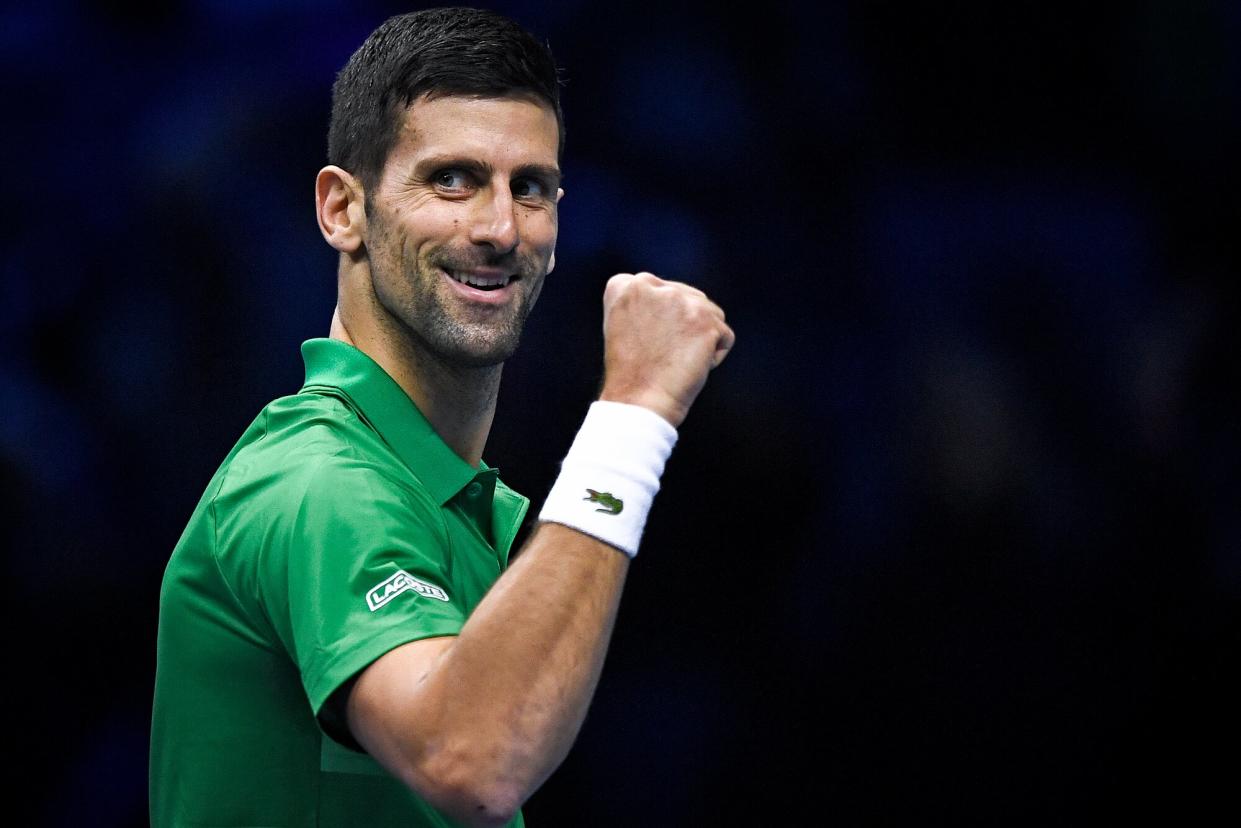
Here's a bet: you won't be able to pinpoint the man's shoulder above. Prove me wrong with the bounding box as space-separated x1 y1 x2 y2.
244 388 384 460
201 390 446 566
215 390 420 509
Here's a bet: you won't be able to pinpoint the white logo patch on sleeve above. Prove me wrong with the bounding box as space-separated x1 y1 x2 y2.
366 569 450 611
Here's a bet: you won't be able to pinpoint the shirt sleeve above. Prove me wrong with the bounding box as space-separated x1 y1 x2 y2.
261 452 466 742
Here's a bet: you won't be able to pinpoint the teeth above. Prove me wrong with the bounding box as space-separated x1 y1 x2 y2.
449 270 511 289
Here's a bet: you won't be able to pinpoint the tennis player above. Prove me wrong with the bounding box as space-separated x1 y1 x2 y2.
150 8 733 826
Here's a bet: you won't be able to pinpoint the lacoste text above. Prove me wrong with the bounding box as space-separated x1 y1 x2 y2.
366 569 450 611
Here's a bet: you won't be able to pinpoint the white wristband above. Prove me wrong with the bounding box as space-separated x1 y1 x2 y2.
538 400 678 558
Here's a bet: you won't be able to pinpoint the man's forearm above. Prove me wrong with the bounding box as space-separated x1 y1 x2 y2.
428 522 628 801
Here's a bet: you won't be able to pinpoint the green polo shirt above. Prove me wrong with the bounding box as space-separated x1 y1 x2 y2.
150 338 529 827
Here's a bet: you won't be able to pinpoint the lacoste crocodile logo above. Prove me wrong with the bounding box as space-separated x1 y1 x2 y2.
584 489 624 515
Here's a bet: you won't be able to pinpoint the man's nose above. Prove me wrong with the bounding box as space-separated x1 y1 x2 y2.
468 182 519 254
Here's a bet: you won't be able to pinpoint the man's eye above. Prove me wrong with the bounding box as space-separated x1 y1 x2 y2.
513 178 546 199
434 170 469 190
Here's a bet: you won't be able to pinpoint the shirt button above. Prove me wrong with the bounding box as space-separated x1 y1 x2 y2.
466 482 483 498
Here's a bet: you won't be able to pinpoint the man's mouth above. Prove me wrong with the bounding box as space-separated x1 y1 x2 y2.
444 269 519 291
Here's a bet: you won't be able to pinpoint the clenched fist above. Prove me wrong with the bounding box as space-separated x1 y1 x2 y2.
598 272 735 428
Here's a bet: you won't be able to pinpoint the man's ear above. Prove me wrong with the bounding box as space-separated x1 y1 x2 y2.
315 166 367 254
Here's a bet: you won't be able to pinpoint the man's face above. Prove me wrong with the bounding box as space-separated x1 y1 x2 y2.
363 94 562 368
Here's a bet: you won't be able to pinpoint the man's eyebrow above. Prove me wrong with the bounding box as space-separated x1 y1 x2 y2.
515 164 563 187
414 155 561 187
414 155 490 177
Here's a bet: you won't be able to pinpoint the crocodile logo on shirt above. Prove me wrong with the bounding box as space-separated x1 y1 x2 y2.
584 489 624 515
366 569 450 611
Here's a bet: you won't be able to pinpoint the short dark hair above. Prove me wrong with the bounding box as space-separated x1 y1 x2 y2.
328 7 564 195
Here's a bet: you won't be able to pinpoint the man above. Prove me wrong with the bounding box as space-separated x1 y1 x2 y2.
150 8 733 827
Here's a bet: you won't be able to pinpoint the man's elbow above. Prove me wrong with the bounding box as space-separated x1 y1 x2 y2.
409 747 530 827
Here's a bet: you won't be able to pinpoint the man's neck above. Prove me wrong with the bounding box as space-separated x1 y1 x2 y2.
329 306 499 467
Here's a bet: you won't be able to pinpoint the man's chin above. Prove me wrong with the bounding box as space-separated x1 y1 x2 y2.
436 334 523 369
447 351 515 370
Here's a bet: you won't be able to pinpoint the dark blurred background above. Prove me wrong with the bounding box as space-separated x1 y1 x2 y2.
4 0 1238 824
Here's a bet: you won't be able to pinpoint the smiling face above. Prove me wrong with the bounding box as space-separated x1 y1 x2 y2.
362 94 563 369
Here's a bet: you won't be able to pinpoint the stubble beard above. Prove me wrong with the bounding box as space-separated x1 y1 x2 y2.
371 238 546 372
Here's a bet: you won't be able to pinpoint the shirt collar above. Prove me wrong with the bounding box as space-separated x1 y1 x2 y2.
299 338 486 505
